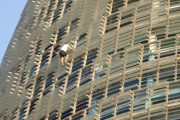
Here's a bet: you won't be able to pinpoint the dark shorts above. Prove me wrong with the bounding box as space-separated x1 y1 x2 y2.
59 50 67 58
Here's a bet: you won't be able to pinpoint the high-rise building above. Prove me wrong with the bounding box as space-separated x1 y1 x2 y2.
1 0 180 119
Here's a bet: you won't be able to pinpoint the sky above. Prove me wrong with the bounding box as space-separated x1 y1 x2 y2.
0 0 28 65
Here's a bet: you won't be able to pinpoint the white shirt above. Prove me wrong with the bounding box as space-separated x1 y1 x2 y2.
60 44 69 52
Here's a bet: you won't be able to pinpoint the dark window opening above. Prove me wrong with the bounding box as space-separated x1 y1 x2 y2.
61 108 73 119
107 82 121 96
52 45 61 60
56 25 68 43
66 73 78 93
58 73 68 80
72 55 84 72
170 0 180 5
76 33 87 47
57 0 64 6
124 79 139 91
19 107 27 120
43 89 52 96
120 21 133 28
35 40 42 55
64 0 73 15
45 72 55 89
22 99 29 106
47 0 56 15
19 72 27 86
52 9 62 24
40 52 50 69
128 0 140 4
48 110 58 120
112 0 125 13
33 76 44 97
116 105 130 116
72 112 83 120
86 49 98 65
29 98 39 115
105 14 118 33
45 44 53 51
80 67 92 86
76 98 88 112
29 65 37 79
40 117 46 120
70 18 79 31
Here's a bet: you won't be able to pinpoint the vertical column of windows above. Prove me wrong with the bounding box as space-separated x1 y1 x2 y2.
35 40 42 55
10 63 24 94
28 97 39 115
52 0 65 24
34 7 47 30
43 72 55 96
64 0 73 16
33 76 44 97
56 25 68 43
18 82 35 119
40 44 53 70
44 0 58 26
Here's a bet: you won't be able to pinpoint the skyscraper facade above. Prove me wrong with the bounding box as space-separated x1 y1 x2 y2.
0 0 180 119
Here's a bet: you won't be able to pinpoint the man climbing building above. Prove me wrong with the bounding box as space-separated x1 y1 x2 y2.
59 42 73 66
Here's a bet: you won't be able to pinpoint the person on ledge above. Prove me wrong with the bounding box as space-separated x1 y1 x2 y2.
59 42 73 66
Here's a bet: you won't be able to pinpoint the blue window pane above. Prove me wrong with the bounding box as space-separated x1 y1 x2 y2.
58 73 68 80
66 74 78 93
29 65 37 79
57 25 68 42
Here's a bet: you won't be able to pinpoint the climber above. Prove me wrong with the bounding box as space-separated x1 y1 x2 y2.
59 42 73 66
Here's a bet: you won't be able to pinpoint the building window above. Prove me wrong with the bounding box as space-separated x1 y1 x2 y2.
120 13 133 28
61 107 73 119
128 0 140 4
48 110 58 120
45 72 55 89
76 33 87 47
40 53 49 69
57 0 64 7
64 0 73 15
52 9 62 24
112 0 125 13
34 7 46 30
19 72 27 86
56 25 68 43
66 73 78 93
47 0 56 15
51 44 61 61
80 67 92 86
33 76 44 97
29 65 37 79
72 54 84 72
43 72 55 96
35 40 42 55
105 14 118 33
29 98 39 115
70 18 79 31
19 107 27 120
86 49 98 65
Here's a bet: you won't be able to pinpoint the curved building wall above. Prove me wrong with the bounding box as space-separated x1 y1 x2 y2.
0 0 180 120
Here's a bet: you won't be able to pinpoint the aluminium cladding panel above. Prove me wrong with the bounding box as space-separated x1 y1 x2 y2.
1 0 180 120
